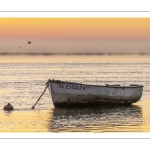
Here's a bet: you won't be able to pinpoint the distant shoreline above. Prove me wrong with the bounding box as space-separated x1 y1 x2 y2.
0 53 150 56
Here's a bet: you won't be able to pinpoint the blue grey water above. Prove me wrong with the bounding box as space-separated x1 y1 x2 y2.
0 54 150 132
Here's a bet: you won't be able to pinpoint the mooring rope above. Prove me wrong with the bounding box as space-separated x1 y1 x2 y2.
31 79 51 109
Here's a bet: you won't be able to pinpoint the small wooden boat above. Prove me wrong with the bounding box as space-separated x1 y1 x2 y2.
48 79 143 108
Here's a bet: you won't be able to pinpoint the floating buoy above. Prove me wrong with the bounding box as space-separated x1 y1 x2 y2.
3 103 14 111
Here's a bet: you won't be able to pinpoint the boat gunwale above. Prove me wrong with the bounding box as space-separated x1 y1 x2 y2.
50 80 143 89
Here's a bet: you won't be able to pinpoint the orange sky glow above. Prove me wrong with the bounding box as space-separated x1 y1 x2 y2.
1 18 150 53
0 18 150 40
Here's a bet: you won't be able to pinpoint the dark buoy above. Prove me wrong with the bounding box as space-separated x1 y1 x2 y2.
3 103 14 111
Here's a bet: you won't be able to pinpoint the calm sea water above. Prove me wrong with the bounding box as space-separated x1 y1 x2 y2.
0 54 150 132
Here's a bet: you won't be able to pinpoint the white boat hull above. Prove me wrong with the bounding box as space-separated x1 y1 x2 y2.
48 80 143 107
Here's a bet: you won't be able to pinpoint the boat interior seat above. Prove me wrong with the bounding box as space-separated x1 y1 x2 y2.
105 84 121 87
130 84 140 86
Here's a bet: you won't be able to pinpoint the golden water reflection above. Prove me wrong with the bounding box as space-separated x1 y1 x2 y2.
0 105 145 132
1 54 150 132
50 105 143 132
0 110 53 132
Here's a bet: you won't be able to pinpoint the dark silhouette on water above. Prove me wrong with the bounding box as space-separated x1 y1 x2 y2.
3 103 14 111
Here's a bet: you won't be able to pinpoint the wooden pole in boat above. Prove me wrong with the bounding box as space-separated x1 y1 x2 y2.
31 79 50 109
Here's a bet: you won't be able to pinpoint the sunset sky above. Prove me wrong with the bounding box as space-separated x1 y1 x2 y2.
0 18 150 53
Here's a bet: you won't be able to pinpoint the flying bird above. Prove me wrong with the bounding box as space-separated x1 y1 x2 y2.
27 41 31 44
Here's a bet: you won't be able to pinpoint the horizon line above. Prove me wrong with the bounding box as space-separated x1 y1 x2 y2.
0 53 150 55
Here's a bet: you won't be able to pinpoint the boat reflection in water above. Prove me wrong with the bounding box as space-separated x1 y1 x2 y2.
49 105 143 132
